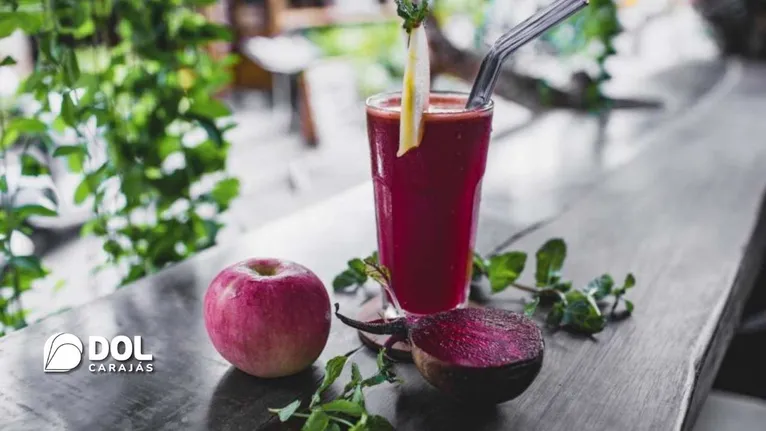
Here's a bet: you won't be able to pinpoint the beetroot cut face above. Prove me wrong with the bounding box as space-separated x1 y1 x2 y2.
334 305 544 404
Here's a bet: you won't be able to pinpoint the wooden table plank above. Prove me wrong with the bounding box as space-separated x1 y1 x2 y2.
1 60 764 431
455 62 766 431
0 184 520 430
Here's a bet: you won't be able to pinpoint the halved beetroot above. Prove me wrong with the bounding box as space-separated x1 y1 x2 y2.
335 305 544 404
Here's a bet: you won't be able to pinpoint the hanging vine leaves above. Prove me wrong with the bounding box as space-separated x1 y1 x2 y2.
0 0 240 336
16 0 241 288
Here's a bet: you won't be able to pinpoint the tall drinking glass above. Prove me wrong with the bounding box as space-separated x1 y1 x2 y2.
365 92 494 316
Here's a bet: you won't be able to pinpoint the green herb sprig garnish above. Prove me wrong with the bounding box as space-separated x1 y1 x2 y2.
333 252 389 293
471 238 636 334
269 349 398 430
395 0 431 34
333 238 637 335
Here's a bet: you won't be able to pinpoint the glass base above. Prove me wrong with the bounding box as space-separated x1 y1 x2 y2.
380 293 470 318
357 295 413 362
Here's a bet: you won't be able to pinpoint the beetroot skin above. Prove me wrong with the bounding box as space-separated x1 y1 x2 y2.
336 306 544 403
204 258 331 378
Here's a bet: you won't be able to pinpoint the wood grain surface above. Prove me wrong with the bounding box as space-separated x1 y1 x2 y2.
1 60 765 431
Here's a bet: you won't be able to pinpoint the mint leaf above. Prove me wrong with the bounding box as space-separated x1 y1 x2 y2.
472 252 488 281
302 409 330 431
613 273 637 296
585 274 614 300
328 424 341 431
546 302 565 327
349 258 366 274
535 238 566 287
562 291 606 334
269 400 301 422
611 273 637 315
363 349 399 387
321 400 364 417
488 251 527 293
333 259 368 292
351 384 365 406
343 363 363 395
524 297 540 317
624 273 636 290
395 0 430 33
311 356 348 407
350 416 367 431
267 351 398 429
332 269 363 292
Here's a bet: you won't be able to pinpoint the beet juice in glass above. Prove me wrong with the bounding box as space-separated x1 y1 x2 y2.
366 92 494 315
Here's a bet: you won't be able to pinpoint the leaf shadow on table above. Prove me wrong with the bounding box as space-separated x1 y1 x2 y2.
385 366 523 431
205 365 324 431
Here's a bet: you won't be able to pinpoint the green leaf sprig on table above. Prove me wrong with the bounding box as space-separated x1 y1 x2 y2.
333 238 636 335
333 252 389 293
474 238 636 334
269 349 398 431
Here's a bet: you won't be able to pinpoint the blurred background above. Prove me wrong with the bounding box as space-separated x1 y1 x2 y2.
1 0 765 426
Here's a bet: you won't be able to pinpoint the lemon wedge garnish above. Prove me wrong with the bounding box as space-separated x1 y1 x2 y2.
398 24 430 157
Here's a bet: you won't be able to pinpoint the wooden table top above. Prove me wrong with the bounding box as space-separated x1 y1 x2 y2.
2 60 765 431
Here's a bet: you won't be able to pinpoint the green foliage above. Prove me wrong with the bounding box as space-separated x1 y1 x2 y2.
332 253 377 293
0 0 238 335
395 0 430 33
534 239 566 287
270 349 398 430
432 0 488 29
336 238 637 336
541 0 622 110
472 239 637 334
0 19 55 333
309 0 621 108
487 251 526 293
24 0 237 286
306 24 405 97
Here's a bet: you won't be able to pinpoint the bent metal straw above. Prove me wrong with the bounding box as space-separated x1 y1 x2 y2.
466 0 590 110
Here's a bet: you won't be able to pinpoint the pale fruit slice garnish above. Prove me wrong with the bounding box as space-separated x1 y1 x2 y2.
398 24 430 157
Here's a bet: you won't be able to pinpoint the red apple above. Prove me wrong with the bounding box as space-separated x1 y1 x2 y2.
203 258 331 378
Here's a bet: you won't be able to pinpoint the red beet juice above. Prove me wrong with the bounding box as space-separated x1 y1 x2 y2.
366 92 493 315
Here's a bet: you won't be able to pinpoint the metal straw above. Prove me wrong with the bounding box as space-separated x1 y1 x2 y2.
466 0 590 110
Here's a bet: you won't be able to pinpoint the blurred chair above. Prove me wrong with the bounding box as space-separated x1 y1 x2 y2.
241 35 321 146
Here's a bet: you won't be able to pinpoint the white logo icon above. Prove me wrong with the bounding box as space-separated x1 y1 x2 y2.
44 333 83 373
